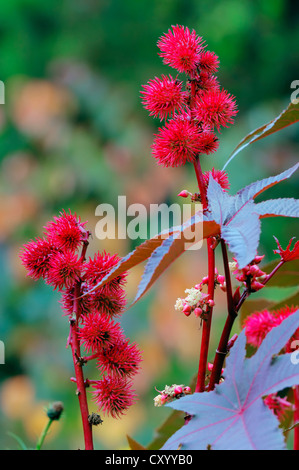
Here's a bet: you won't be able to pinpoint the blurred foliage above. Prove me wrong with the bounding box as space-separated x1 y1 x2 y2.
0 0 298 450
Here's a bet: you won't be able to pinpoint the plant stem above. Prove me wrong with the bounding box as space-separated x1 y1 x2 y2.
208 241 237 390
193 155 216 392
193 158 208 209
68 240 94 450
209 255 286 391
235 259 285 312
36 418 53 450
195 239 215 392
294 386 299 450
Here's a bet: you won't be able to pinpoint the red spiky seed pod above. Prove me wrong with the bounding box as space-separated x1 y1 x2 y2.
91 376 137 418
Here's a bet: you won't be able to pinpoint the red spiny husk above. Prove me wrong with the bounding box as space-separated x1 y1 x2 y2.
84 251 127 293
20 237 58 281
141 75 187 121
44 209 88 253
97 339 142 378
91 376 137 418
78 312 124 353
203 167 230 191
151 114 216 167
198 50 220 74
194 88 238 131
244 305 299 349
157 24 205 76
46 251 82 290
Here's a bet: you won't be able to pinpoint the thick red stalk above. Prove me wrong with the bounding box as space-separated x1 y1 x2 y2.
294 386 299 450
195 239 215 392
193 155 215 392
68 240 94 450
208 241 236 391
209 255 286 391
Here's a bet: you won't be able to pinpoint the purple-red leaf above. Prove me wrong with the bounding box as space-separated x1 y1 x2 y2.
235 162 299 208
206 163 299 268
84 211 220 301
162 310 299 450
223 102 299 170
130 215 219 306
254 198 299 218
221 202 261 268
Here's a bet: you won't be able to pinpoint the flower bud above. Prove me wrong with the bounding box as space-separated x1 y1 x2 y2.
193 307 202 318
174 386 183 395
160 394 169 405
47 401 64 421
250 280 264 292
177 190 190 198
183 304 192 316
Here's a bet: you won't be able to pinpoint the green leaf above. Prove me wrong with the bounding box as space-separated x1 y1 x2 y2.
223 101 299 169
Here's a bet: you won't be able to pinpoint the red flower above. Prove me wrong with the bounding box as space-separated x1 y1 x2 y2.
20 237 57 281
78 312 124 353
98 339 142 378
264 393 293 421
274 236 299 262
198 50 220 74
157 25 205 76
46 251 82 290
194 88 238 131
44 210 88 253
151 114 208 167
141 75 187 121
91 376 137 418
203 167 230 191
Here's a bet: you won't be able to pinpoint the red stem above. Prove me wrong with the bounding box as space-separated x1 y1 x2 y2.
208 241 236 390
195 239 215 392
294 386 299 450
209 255 286 391
193 158 208 209
68 240 94 450
193 155 216 392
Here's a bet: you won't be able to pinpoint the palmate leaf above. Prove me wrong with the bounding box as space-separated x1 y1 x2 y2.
130 217 219 306
85 210 220 299
254 198 299 218
162 310 299 450
206 163 299 268
223 101 299 170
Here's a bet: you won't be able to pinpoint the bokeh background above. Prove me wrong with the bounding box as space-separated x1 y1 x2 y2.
0 0 298 450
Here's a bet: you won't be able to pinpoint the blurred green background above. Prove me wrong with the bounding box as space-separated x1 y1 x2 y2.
0 0 298 450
